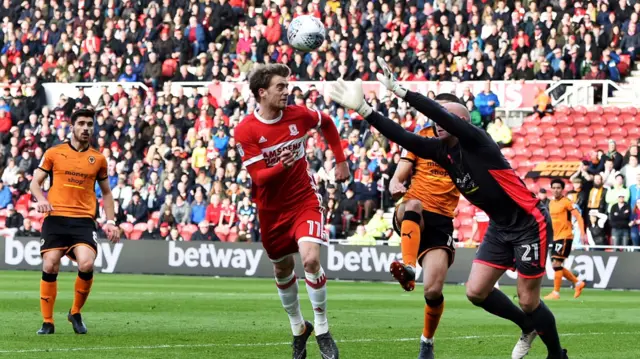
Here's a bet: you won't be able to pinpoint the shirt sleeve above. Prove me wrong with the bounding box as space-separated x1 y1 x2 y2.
400 148 416 162
235 124 264 168
38 149 54 173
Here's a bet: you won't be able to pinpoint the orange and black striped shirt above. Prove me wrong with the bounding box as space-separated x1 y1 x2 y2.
38 142 108 220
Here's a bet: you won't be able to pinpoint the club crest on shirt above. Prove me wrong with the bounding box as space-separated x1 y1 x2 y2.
88 156 96 164
289 124 299 136
236 143 244 157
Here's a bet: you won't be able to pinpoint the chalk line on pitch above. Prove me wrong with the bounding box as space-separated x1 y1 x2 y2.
1 331 638 354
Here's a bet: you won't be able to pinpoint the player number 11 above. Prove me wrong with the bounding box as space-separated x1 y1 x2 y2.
307 220 322 237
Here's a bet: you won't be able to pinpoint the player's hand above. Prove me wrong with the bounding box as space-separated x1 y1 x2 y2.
35 199 54 213
375 56 408 98
581 235 589 245
389 180 407 200
328 78 373 117
103 223 120 244
279 150 296 169
334 161 350 182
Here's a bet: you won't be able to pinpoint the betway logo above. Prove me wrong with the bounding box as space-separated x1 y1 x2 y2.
505 254 618 289
4 237 123 273
326 246 424 279
262 137 306 167
168 242 263 276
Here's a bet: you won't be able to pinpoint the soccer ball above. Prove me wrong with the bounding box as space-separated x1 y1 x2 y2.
287 15 326 52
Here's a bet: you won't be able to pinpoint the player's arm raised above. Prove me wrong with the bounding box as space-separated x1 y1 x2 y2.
329 79 443 161
375 57 486 146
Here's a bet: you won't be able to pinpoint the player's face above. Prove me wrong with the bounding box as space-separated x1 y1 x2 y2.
262 75 289 110
551 184 563 199
73 116 94 144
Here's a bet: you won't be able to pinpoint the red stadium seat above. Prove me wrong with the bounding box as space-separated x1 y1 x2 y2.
591 126 611 137
460 217 474 228
531 148 548 162
119 223 134 237
32 220 42 232
603 115 619 126
527 136 546 148
619 114 636 125
514 147 531 159
555 105 571 114
572 105 588 115
562 137 580 149
548 148 566 161
134 223 148 232
575 127 594 142
620 106 638 115
559 127 577 138
501 147 515 159
513 136 529 148
589 105 604 115
458 205 475 217
524 126 543 137
524 114 540 125
130 231 143 240
453 218 461 229
573 116 591 127
565 148 584 161
603 106 621 116
555 114 572 126
541 126 560 139
183 224 198 234
540 115 556 126
0 218 5 228
624 125 640 137
509 159 519 170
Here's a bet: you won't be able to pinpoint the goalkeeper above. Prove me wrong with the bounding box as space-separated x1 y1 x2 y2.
329 58 569 359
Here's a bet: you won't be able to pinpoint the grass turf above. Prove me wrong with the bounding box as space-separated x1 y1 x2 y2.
0 271 639 358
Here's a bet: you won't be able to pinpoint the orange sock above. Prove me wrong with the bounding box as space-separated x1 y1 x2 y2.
562 268 579 284
553 268 563 292
401 211 421 267
40 277 57 324
71 272 94 315
423 301 445 339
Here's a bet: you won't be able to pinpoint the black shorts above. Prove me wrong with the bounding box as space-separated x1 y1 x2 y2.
393 209 455 267
474 205 552 279
40 216 98 261
551 239 573 260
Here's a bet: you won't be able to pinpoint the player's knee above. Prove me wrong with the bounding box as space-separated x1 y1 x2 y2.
553 266 563 272
302 257 320 274
404 199 422 213
465 285 489 305
42 261 59 274
77 258 94 273
518 296 540 313
424 284 443 300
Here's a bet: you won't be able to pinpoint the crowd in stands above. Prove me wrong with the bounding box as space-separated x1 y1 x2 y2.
0 0 639 244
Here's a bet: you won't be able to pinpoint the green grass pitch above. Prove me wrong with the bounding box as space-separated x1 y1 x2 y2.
0 271 639 358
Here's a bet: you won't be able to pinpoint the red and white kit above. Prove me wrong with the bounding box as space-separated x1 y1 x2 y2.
235 105 343 261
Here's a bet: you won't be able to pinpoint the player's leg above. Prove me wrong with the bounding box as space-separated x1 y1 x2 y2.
546 240 584 300
67 244 97 334
295 208 339 358
390 200 424 291
467 226 536 358
514 209 567 359
418 248 450 359
38 249 65 334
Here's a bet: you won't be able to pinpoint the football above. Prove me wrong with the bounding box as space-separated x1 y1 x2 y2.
287 15 326 52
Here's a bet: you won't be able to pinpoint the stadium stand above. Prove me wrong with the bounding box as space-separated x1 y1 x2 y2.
0 0 639 249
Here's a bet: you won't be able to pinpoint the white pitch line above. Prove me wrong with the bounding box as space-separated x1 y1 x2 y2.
1 331 638 354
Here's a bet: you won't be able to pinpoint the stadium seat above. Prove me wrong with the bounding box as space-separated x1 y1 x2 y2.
603 105 621 115
523 114 540 125
540 115 557 126
130 231 143 240
531 148 548 162
603 115 619 126
620 106 638 115
527 182 540 194
513 136 528 148
134 223 148 232
565 148 584 161
119 223 134 238
458 205 474 217
32 221 42 232
524 126 543 137
575 127 594 141
591 126 611 137
624 125 640 137
541 126 560 139
514 147 531 159
548 148 566 161
460 217 474 228
562 137 580 149
573 116 590 127
559 127 577 139
501 147 515 159
0 218 6 228
555 114 572 126
181 225 198 241
572 105 588 115
527 136 546 148
453 218 461 229
554 105 571 115
619 113 636 125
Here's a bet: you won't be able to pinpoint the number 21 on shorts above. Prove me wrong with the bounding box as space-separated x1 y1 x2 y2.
306 220 323 238
521 243 539 262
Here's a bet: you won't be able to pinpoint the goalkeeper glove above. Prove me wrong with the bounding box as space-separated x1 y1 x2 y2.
376 56 408 99
329 78 373 118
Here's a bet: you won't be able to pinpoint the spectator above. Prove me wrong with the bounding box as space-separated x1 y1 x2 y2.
630 200 640 248
347 225 376 246
609 194 631 248
5 204 23 230
537 188 550 209
16 218 41 237
126 192 148 224
0 180 12 209
605 174 630 211
141 219 162 240
191 220 220 241
587 210 608 249
533 87 553 116
607 140 624 171
365 209 392 240
587 174 608 215
190 191 207 224
167 227 185 241
172 195 192 225
621 156 640 188
486 117 512 148
215 198 238 242
474 81 500 128
601 158 620 189
158 223 171 240
353 170 379 220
